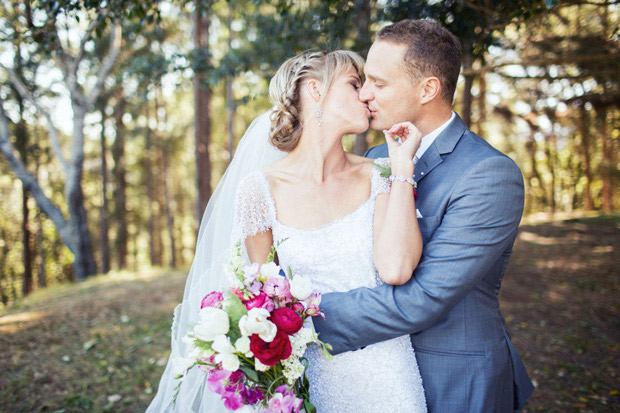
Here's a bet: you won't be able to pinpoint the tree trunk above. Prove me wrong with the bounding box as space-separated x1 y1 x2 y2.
34 152 47 288
226 1 236 163
145 101 157 266
162 147 176 268
579 105 594 210
15 99 33 295
194 0 212 226
526 136 547 210
99 102 110 274
476 74 486 137
596 107 613 211
112 94 128 269
461 48 474 128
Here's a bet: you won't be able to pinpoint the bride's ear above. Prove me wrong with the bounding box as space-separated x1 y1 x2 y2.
306 79 322 102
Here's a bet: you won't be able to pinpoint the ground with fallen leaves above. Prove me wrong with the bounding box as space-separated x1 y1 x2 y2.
0 213 618 412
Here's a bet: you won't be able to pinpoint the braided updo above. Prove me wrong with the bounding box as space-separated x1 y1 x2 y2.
268 50 365 152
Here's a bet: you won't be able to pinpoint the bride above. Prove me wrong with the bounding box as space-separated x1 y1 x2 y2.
148 50 426 412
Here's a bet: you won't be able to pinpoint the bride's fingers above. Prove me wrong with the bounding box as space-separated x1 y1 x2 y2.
387 122 422 142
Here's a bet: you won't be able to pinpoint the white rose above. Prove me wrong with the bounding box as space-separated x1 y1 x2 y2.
235 336 253 357
260 262 281 278
172 357 195 377
254 358 270 372
238 308 277 342
289 276 313 300
194 307 230 342
220 352 240 372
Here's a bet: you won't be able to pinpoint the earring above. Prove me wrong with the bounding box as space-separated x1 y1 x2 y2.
315 106 323 126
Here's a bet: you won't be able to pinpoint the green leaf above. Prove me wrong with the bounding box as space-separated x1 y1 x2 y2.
223 293 247 341
303 400 317 413
370 161 392 179
240 365 260 383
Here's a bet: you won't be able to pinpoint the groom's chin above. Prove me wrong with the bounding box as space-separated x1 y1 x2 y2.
369 118 387 131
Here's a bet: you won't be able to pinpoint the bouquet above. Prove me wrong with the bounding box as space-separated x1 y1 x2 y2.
172 241 330 412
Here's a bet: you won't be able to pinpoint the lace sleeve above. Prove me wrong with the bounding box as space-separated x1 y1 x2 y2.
371 157 391 198
232 171 276 242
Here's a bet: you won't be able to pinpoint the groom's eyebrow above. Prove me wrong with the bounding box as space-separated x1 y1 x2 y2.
365 72 388 83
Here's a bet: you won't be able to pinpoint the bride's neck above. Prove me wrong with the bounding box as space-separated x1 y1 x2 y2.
286 125 348 183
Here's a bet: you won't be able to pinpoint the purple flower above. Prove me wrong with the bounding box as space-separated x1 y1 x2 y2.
206 369 231 395
241 387 264 404
243 264 262 295
201 291 224 309
221 389 244 410
265 385 303 413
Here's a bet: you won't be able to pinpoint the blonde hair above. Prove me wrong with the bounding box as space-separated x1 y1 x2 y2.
268 50 365 152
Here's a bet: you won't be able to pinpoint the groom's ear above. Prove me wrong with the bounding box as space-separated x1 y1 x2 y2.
419 76 441 104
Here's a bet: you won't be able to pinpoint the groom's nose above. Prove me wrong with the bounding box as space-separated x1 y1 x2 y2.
359 81 372 103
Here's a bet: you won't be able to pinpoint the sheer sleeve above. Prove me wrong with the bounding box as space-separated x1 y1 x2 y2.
370 157 392 198
231 171 276 243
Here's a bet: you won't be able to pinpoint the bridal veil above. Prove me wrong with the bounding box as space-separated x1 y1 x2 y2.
147 110 285 412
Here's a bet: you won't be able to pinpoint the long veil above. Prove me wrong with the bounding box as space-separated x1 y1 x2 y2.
147 110 285 412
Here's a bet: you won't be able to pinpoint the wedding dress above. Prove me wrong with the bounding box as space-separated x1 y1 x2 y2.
232 158 427 412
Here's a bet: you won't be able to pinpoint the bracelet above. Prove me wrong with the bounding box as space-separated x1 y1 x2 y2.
389 174 417 188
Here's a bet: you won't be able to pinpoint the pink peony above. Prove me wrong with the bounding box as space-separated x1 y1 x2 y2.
263 277 292 302
201 291 224 309
243 292 275 312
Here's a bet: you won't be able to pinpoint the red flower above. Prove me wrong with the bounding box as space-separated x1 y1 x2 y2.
250 330 292 366
414 188 418 200
270 307 303 335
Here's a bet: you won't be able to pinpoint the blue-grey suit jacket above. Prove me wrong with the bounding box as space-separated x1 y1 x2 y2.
313 114 534 412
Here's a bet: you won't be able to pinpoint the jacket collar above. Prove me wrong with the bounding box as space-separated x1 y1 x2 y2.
413 113 468 183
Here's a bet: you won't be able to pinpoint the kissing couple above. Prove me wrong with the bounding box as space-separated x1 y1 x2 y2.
148 19 535 413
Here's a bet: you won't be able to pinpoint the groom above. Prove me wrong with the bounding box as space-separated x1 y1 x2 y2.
313 19 534 412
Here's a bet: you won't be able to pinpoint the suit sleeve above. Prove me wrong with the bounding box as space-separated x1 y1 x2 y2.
313 155 525 354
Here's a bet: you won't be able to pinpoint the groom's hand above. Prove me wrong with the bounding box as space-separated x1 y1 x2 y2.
383 122 422 176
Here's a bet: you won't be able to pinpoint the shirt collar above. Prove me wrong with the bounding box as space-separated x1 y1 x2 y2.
413 111 456 164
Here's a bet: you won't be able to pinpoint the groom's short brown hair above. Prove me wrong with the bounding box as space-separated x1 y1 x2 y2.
377 19 462 104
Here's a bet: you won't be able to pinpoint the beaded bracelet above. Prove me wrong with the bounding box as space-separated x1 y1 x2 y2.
389 174 417 188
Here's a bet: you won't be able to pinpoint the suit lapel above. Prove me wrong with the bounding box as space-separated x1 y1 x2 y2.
414 114 468 184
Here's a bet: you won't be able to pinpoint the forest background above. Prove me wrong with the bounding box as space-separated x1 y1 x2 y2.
0 0 617 296
0 0 618 411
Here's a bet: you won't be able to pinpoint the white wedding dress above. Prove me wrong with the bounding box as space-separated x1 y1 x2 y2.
232 158 427 412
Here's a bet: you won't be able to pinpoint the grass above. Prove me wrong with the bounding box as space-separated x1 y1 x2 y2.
0 268 187 412
0 212 619 412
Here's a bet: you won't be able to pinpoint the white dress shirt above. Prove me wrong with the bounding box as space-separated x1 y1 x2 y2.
413 111 456 164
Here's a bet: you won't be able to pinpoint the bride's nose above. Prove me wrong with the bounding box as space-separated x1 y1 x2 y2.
359 82 372 102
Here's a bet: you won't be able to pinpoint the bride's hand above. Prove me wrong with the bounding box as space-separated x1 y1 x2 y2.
383 122 422 176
